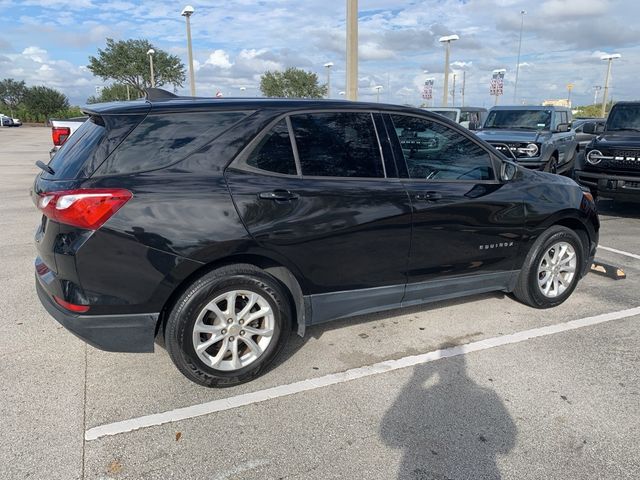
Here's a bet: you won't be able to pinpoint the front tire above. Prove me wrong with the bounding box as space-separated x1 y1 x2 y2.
165 264 292 387
513 226 584 308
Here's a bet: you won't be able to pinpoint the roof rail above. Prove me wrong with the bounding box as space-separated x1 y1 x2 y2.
145 88 179 101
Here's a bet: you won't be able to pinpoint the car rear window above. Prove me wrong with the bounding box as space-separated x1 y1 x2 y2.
46 118 104 179
95 111 250 175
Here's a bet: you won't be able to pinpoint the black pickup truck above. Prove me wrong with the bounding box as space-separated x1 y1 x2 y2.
575 102 640 201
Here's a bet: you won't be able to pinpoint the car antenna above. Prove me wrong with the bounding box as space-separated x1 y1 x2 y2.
35 160 55 175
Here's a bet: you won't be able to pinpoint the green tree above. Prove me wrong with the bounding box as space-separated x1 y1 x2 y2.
260 68 327 98
23 86 69 120
574 102 614 118
0 78 27 117
88 38 185 95
86 83 136 104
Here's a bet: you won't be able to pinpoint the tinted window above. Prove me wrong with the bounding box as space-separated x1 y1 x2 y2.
607 105 640 130
98 111 248 175
485 109 552 130
290 112 384 178
431 110 458 121
246 120 297 175
47 118 104 179
391 115 494 181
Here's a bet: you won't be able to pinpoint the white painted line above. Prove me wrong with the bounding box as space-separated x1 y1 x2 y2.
85 306 640 441
599 245 640 261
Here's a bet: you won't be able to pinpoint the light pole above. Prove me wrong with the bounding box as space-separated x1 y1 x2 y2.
513 10 526 103
146 49 155 88
601 53 621 117
451 73 457 106
374 85 383 103
181 5 196 96
324 62 334 98
566 83 574 107
346 0 358 100
439 34 459 107
239 86 246 96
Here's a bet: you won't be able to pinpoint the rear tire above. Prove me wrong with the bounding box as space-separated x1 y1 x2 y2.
165 264 292 387
513 226 583 309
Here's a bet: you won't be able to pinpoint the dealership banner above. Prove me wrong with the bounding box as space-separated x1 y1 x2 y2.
422 79 434 100
490 71 505 96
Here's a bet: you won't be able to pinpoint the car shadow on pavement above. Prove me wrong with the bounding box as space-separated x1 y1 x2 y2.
379 351 517 480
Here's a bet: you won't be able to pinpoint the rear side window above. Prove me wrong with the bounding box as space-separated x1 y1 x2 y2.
290 112 384 178
246 120 297 175
96 111 249 175
46 118 105 179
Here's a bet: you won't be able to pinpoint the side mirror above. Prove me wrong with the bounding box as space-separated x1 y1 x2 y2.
556 123 570 133
500 161 518 182
582 122 596 134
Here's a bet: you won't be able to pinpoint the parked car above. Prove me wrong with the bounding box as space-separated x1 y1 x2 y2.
575 102 640 201
0 114 14 127
475 106 578 175
425 107 487 130
32 89 599 387
11 117 22 127
49 116 87 158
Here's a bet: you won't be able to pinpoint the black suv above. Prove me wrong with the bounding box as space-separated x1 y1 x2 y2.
575 102 640 201
32 89 599 387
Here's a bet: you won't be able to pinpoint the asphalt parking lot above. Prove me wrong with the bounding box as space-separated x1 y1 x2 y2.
1 126 639 480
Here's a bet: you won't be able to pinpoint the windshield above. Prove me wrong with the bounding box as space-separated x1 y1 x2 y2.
607 105 640 131
430 110 458 121
484 110 552 130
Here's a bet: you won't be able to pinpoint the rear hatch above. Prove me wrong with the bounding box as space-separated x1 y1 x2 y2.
32 103 149 273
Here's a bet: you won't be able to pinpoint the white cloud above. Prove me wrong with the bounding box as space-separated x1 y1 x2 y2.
205 49 233 69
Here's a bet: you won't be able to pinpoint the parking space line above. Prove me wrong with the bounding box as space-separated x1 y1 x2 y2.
598 245 640 261
84 306 640 441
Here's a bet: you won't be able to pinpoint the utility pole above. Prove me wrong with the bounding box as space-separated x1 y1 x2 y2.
593 85 602 105
346 0 358 101
601 54 621 117
513 10 526 103
461 70 466 107
451 74 456 106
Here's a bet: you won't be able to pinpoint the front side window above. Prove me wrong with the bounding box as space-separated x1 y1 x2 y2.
290 112 384 178
390 114 494 181
246 120 297 175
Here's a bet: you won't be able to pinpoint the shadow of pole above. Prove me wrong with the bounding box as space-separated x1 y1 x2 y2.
380 350 517 480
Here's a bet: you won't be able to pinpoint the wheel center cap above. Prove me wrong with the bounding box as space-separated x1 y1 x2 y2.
228 324 241 336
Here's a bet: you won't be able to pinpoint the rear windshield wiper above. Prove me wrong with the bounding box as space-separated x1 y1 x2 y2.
36 160 55 175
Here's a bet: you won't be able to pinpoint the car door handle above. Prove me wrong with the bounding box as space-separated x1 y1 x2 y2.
258 190 299 201
415 191 442 201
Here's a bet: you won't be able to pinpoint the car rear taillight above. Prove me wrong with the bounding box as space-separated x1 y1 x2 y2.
52 126 71 146
37 188 132 230
54 296 90 313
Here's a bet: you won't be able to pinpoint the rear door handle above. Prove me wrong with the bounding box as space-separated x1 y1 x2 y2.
258 190 299 201
415 191 442 201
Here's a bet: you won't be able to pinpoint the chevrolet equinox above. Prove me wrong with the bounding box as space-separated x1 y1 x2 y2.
32 89 599 387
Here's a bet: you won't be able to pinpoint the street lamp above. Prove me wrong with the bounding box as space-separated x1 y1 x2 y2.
592 85 602 105
147 49 155 88
239 86 246 96
600 53 621 117
324 62 334 99
181 5 196 96
374 85 383 103
513 10 526 103
439 34 459 106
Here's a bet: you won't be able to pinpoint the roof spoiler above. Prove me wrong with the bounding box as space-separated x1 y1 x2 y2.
145 88 179 101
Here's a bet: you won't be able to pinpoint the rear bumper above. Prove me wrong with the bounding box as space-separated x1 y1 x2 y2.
575 170 640 201
36 277 158 353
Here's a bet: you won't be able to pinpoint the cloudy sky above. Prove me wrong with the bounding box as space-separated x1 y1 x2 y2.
0 0 637 107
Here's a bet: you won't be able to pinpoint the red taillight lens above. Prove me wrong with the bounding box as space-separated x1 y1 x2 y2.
54 296 90 313
52 126 71 146
37 188 132 230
